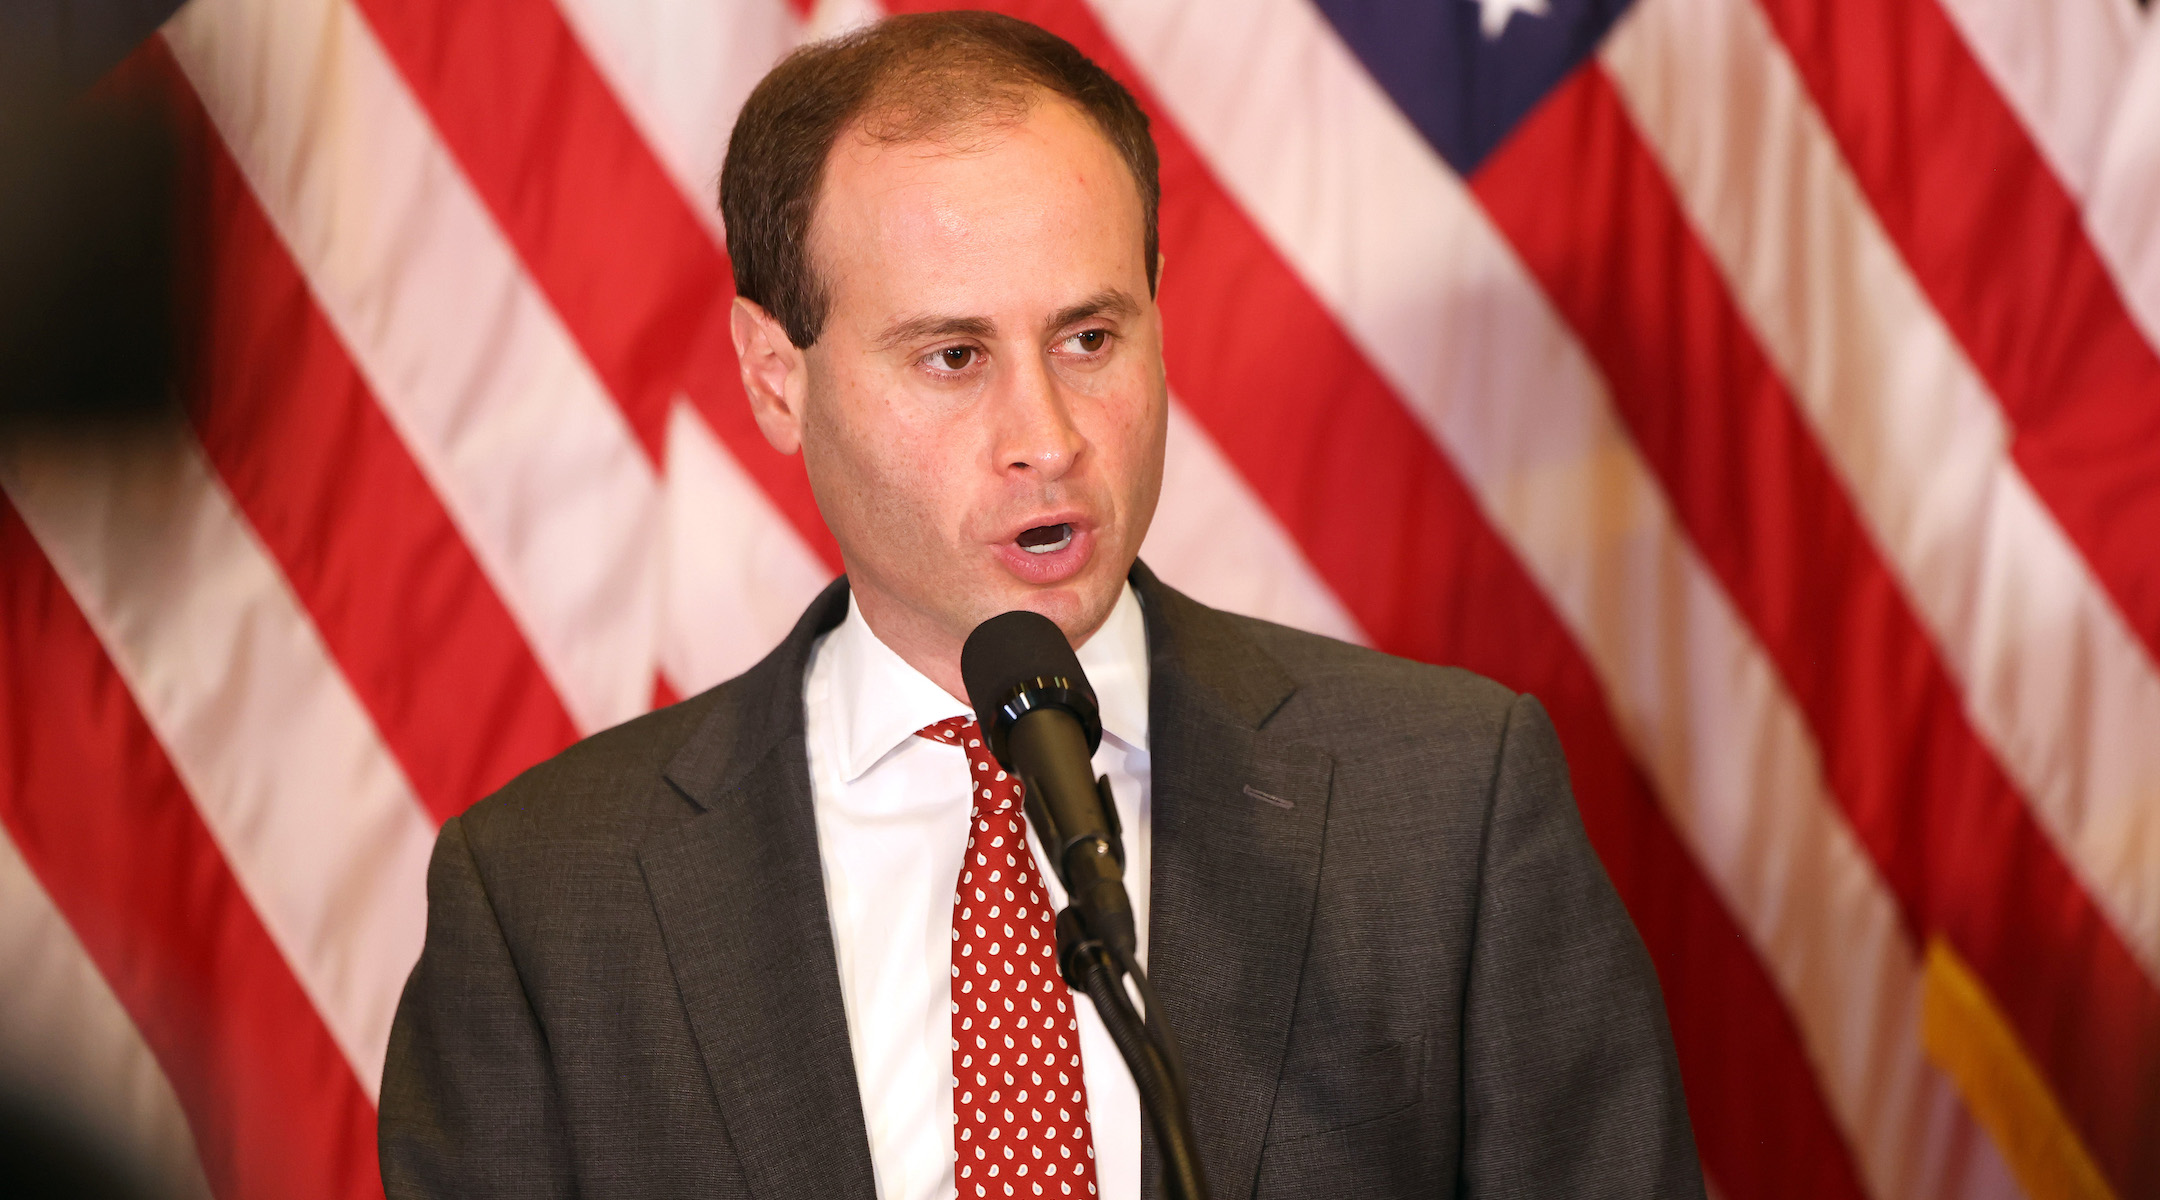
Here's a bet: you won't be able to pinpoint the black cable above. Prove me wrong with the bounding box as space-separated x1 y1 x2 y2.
1071 943 1209 1200
1108 941 1189 1104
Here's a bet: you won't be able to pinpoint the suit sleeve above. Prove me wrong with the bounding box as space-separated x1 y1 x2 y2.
379 814 576 1199
1457 695 1705 1199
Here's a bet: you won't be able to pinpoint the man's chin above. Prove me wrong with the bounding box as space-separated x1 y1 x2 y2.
973 558 1127 648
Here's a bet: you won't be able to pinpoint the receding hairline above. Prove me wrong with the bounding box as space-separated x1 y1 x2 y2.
817 84 1099 193
848 54 1045 146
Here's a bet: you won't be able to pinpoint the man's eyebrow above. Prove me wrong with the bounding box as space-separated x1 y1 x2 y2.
869 291 1141 350
1046 289 1141 332
871 313 996 350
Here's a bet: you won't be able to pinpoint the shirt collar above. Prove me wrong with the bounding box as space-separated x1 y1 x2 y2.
825 583 1152 783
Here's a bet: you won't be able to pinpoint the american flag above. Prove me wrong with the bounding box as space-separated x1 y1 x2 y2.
3 0 2157 1197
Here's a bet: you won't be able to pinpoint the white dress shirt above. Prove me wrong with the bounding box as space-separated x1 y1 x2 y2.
802 585 1152 1200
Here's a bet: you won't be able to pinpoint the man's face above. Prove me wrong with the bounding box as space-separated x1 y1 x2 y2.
761 97 1167 660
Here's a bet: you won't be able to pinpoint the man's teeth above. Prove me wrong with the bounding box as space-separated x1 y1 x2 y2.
1018 523 1074 554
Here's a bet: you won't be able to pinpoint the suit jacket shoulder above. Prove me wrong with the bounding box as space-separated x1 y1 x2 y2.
1138 574 1527 852
380 578 872 1200
1218 604 1518 747
459 694 709 865
452 578 846 908
1131 567 1700 1199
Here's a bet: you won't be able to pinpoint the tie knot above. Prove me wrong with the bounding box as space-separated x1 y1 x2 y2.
917 716 1020 819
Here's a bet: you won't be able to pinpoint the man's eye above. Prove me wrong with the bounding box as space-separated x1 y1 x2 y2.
930 346 977 372
1073 330 1108 353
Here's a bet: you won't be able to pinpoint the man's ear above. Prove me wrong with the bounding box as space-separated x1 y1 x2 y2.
731 296 808 455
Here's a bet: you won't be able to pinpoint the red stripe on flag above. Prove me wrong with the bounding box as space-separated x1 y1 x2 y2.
0 498 385 1200
1753 0 2160 667
1474 65 2160 1196
350 0 840 567
888 3 1872 1195
119 45 582 822
651 673 682 710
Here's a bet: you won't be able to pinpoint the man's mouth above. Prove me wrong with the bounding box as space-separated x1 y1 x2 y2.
1016 523 1074 554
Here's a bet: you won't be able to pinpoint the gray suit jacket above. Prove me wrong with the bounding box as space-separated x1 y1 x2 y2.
380 564 1702 1198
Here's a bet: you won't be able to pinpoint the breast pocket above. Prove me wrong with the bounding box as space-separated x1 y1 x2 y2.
1261 1033 1428 1146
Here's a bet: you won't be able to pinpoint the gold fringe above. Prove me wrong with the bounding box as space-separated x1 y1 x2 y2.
1920 937 2117 1200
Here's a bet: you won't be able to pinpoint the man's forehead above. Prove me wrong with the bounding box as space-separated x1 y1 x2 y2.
835 82 1088 165
814 96 1137 235
808 100 1150 338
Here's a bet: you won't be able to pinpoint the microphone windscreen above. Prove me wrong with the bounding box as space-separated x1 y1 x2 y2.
960 610 1098 746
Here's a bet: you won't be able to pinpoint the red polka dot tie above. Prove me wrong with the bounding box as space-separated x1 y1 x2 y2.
918 716 1100 1199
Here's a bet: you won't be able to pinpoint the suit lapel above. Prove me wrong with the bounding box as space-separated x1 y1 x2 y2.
642 580 879 1200
1135 567 1333 1200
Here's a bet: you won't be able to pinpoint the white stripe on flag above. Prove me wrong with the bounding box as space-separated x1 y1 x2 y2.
661 402 834 693
1928 0 2143 198
1144 401 1368 644
1602 0 2160 984
549 0 798 243
1081 0 2000 1196
0 429 433 1097
807 0 886 42
0 826 212 1200
164 0 662 735
2089 25 2160 354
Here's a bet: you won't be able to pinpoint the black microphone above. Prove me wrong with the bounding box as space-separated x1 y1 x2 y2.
960 609 1137 959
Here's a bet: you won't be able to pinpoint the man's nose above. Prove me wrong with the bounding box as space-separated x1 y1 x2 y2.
992 352 1086 482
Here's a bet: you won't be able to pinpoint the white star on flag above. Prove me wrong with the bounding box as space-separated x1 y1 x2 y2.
1475 0 1551 39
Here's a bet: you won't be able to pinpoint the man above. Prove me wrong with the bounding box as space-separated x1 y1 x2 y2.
379 12 1701 1199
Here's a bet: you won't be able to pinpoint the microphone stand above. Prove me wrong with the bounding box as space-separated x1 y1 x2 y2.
1054 903 1210 1200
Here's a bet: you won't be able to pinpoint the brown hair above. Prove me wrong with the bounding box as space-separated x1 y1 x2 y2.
720 11 1160 349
